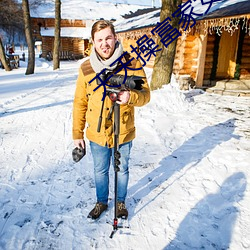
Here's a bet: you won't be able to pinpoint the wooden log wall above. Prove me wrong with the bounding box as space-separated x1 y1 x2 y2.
117 27 157 68
181 35 198 79
240 35 250 79
32 18 86 29
32 17 88 59
72 38 88 56
173 33 199 81
61 38 74 52
203 33 216 82
41 37 87 58
173 35 185 74
118 27 200 75
41 37 53 58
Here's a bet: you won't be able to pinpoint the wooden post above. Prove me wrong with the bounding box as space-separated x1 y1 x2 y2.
195 31 207 88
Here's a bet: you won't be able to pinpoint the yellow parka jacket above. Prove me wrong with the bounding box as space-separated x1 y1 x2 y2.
72 53 150 148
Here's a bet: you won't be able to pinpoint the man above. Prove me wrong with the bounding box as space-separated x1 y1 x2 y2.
72 20 150 220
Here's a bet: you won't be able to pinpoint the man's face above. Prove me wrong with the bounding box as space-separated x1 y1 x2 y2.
93 27 117 60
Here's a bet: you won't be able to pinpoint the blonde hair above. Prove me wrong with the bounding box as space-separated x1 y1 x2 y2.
91 20 116 40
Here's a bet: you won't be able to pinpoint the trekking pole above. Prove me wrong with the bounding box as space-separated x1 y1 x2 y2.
110 101 121 238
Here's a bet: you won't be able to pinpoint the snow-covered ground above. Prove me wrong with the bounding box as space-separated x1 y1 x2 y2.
0 50 250 250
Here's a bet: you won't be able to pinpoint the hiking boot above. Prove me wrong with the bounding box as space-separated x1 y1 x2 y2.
87 202 108 220
117 202 128 219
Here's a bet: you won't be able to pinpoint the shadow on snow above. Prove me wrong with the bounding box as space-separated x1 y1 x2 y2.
127 118 243 248
128 118 239 213
164 172 247 249
0 100 72 117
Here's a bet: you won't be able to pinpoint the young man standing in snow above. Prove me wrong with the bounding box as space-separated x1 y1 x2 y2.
72 20 150 220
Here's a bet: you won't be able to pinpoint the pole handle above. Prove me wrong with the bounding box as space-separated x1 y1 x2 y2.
97 116 102 133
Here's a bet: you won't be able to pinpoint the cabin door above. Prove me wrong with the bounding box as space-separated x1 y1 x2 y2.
216 30 239 79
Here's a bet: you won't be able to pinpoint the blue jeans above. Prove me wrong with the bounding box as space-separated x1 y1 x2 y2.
90 141 132 205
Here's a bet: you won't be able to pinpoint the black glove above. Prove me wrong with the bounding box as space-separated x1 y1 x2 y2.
72 146 86 162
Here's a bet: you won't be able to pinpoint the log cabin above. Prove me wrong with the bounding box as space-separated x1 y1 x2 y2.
31 18 92 60
30 1 153 60
114 0 250 95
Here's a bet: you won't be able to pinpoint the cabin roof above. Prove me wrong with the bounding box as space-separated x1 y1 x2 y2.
115 8 160 32
198 0 250 20
114 0 250 33
40 27 91 39
30 0 151 20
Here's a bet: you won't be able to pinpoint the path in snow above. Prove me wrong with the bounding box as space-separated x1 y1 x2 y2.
0 60 250 249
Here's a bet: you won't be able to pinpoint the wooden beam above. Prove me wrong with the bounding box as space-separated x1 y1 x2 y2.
195 32 208 87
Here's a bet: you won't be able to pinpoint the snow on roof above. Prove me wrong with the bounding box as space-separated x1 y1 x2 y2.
114 9 160 32
114 0 250 33
40 27 91 39
193 0 249 17
30 0 151 20
197 0 250 20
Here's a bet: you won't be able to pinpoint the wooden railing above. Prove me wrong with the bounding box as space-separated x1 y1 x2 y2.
46 51 84 61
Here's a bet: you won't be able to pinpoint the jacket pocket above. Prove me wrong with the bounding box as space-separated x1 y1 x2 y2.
120 106 135 134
